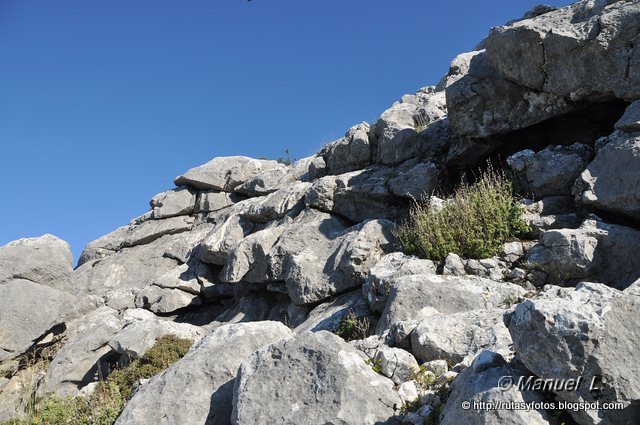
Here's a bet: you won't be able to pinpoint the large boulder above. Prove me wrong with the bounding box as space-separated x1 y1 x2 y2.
322 122 373 175
411 308 512 363
507 143 593 198
0 234 73 289
485 0 640 101
239 182 310 223
445 50 573 138
231 331 401 425
122 215 194 248
573 132 640 220
0 279 75 364
78 226 129 266
377 274 526 332
174 156 286 192
505 282 640 425
440 361 554 425
116 322 292 425
294 290 372 334
199 214 255 265
615 100 640 133
149 187 196 219
526 218 640 289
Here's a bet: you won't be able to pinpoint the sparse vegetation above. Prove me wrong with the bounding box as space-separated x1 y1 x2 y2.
396 167 529 261
333 310 373 342
277 149 294 166
2 335 193 425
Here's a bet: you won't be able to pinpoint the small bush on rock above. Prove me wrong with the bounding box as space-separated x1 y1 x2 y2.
396 167 529 261
333 310 373 342
2 335 193 425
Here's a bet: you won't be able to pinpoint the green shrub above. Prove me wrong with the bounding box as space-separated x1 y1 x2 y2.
2 335 193 425
333 310 373 342
396 167 529 261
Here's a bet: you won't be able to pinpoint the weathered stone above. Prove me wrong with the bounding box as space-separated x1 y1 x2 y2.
74 234 181 295
174 156 286 191
526 219 640 289
363 253 436 313
135 284 202 314
440 363 553 425
294 290 372 334
615 100 640 133
322 122 373 174
232 331 401 425
386 161 441 200
116 322 292 425
507 144 593 198
445 50 573 138
78 226 129 266
199 214 254 265
373 346 420 385
505 282 640 425
239 182 311 223
442 253 466 276
411 309 512 363
0 234 73 289
377 274 526 333
485 0 640 101
195 191 243 213
162 227 210 263
574 132 640 220
0 279 74 364
235 167 291 196
149 187 195 219
122 215 194 248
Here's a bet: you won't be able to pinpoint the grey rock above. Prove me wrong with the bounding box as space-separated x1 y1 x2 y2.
78 226 128 266
239 182 311 223
505 281 640 425
0 279 75 364
386 161 441 200
485 0 640 101
0 234 73 289
116 322 293 425
174 156 286 191
526 219 640 289
445 50 573 138
373 346 420 385
195 191 243 213
231 331 401 425
122 215 194 248
377 274 526 333
574 132 640 219
363 253 436 313
442 253 466 276
440 363 553 425
149 187 195 219
200 214 255 265
411 309 512 364
322 122 373 175
507 144 593 198
615 100 640 133
74 234 181 295
294 290 372 334
235 167 290 196
389 320 419 351
135 284 202 314
162 227 211 263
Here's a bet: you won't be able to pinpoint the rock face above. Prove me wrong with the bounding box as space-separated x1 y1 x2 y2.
231 331 401 425
505 282 640 425
5 1 640 423
0 234 74 289
116 322 292 425
573 132 640 219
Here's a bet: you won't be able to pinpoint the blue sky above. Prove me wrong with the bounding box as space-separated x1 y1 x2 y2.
0 0 573 263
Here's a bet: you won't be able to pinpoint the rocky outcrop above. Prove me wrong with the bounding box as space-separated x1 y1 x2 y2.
116 322 292 425
231 331 401 425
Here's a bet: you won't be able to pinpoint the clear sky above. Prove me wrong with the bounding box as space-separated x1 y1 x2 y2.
0 0 573 263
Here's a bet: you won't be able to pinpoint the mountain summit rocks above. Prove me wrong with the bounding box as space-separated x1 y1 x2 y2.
3 1 640 424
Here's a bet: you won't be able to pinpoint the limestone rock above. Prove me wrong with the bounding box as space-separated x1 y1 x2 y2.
411 309 512 363
195 190 243 213
239 182 311 223
507 144 593 198
231 331 401 425
363 253 436 313
235 167 291 196
377 274 526 333
116 322 293 425
373 346 420 385
174 156 286 192
149 187 196 219
294 290 372 334
199 214 254 265
0 234 73 289
322 122 373 174
135 284 202 314
615 100 640 133
122 215 194 248
77 226 128 266
485 0 640 101
526 219 640 289
574 132 640 220
505 282 640 425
